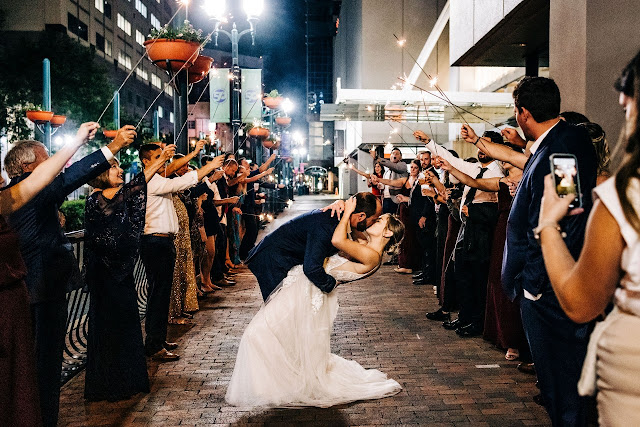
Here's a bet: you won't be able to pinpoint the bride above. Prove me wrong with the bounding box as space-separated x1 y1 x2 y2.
226 197 405 408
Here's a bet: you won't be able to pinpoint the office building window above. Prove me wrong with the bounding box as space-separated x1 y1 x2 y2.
158 106 163 118
188 121 196 129
164 85 173 97
151 74 162 89
170 112 174 123
136 67 149 81
104 1 112 19
105 39 112 56
96 32 105 51
117 14 132 36
68 13 88 41
95 0 104 13
135 0 148 18
150 13 161 30
135 30 145 46
118 51 132 70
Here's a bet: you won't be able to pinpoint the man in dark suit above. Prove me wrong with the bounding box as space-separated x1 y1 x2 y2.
502 77 597 426
3 125 135 427
247 192 382 301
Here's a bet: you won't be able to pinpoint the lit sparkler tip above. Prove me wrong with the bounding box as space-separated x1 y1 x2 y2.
429 77 438 88
397 39 407 47
366 105 373 112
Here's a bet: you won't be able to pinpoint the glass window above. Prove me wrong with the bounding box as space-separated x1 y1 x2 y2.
136 67 149 81
164 85 174 97
96 32 105 51
117 14 131 36
118 51 132 70
158 106 163 118
105 39 112 56
135 0 148 18
95 0 104 13
151 74 162 89
150 13 161 30
135 30 145 46
104 1 112 19
67 13 88 41
170 112 174 123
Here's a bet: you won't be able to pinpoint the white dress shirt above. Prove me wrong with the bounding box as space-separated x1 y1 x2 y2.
528 120 560 155
100 146 115 162
144 170 199 235
204 177 227 226
425 140 504 219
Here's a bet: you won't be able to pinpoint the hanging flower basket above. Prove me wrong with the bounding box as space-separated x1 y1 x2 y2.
144 39 201 71
188 55 214 84
50 115 67 127
103 130 118 139
249 127 270 140
262 139 275 149
26 110 54 123
263 96 283 110
275 116 291 126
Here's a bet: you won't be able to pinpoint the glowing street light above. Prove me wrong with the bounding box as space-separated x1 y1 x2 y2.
243 0 264 19
281 97 294 114
203 0 226 20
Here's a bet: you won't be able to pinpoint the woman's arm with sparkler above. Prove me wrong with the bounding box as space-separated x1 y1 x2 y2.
413 131 479 176
165 139 205 176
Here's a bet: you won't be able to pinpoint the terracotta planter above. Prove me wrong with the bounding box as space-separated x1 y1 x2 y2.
262 140 275 150
263 96 283 110
26 110 54 123
50 115 67 127
102 130 118 139
188 55 213 84
249 127 270 140
144 38 201 70
275 116 291 126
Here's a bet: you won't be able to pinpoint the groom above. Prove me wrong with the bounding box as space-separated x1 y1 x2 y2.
247 192 382 301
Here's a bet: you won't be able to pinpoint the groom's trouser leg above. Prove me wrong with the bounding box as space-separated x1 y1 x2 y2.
212 223 227 281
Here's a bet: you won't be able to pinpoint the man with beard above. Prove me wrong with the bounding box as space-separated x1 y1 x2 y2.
415 130 504 336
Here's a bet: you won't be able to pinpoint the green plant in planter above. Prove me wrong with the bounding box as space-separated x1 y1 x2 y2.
59 199 86 232
148 20 206 43
265 90 281 98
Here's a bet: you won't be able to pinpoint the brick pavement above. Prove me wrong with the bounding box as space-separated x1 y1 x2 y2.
58 196 550 426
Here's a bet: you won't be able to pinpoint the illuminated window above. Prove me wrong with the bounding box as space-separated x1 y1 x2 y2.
158 106 163 118
118 51 132 70
135 30 145 46
135 0 147 18
150 13 161 30
117 14 131 36
170 112 174 123
151 74 162 89
95 0 104 13
136 67 149 81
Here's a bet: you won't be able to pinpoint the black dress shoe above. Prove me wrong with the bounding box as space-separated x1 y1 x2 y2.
455 323 482 337
163 341 178 350
413 279 430 286
517 362 536 375
412 272 424 280
426 308 450 322
443 318 464 330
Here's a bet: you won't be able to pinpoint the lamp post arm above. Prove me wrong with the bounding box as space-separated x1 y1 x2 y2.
213 21 231 46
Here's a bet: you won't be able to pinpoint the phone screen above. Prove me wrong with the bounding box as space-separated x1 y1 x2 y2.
551 155 580 207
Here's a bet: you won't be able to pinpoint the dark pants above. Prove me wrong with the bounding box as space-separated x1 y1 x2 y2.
140 235 176 355
212 223 227 281
239 213 258 261
454 246 491 326
31 297 67 427
382 197 397 215
521 291 591 426
416 224 436 283
434 206 449 292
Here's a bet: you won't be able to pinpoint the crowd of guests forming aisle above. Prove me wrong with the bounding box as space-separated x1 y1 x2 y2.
345 51 640 426
2 50 640 426
0 124 283 426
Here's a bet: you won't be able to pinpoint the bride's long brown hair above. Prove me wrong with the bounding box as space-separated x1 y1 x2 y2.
614 51 640 234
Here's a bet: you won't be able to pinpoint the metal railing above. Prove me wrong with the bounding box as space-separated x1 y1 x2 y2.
61 231 148 385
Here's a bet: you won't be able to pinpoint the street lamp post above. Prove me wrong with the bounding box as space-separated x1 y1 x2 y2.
205 0 263 153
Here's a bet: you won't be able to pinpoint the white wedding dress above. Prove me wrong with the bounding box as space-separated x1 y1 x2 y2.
225 254 402 408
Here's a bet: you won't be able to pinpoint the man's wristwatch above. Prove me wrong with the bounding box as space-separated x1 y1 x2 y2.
533 221 566 242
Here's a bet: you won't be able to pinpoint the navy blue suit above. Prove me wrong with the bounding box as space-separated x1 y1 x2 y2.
502 120 597 426
6 148 110 427
247 209 339 301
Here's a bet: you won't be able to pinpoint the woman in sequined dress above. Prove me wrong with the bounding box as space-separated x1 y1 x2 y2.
83 145 174 402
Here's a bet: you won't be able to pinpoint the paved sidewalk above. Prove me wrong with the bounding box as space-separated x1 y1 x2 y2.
58 196 549 426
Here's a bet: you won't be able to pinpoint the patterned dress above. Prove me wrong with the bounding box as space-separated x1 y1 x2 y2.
83 173 150 401
169 194 199 319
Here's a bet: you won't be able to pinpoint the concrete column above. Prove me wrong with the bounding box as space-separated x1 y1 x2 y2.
550 0 640 160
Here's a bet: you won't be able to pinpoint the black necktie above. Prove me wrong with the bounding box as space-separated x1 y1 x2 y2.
463 167 488 206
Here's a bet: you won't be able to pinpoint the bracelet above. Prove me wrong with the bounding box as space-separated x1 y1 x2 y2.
473 137 480 145
533 221 566 242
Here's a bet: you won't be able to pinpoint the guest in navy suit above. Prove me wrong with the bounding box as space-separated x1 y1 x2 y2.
501 77 597 426
3 125 136 427
247 192 382 301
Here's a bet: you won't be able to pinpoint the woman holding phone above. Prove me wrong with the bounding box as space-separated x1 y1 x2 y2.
538 50 640 425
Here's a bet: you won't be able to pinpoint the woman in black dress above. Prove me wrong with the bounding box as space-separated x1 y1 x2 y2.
83 144 175 401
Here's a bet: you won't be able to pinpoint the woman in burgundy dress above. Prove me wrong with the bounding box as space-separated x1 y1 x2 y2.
0 122 99 426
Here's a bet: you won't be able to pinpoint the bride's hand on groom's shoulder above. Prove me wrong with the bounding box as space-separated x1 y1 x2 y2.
343 196 357 216
322 199 345 219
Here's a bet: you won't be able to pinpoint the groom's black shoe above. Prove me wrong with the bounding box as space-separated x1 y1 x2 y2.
163 341 179 350
412 272 424 280
455 323 482 337
426 308 449 322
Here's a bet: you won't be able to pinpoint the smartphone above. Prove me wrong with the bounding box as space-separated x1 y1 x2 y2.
549 153 582 209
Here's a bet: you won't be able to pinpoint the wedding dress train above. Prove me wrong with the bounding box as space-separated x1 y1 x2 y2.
226 254 401 408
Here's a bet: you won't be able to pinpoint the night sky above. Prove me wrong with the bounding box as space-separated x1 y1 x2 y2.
190 0 308 133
